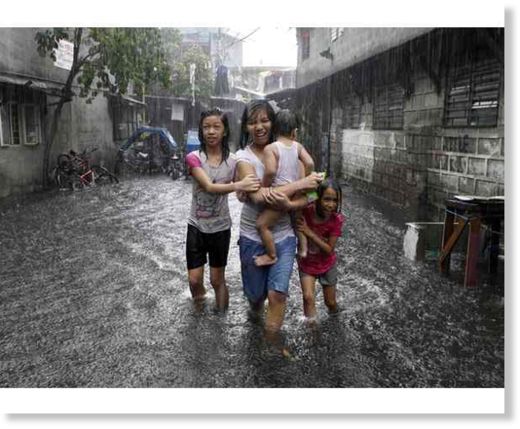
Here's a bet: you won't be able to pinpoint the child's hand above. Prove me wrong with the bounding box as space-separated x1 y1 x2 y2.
301 172 323 191
236 174 261 192
296 217 310 235
264 188 292 211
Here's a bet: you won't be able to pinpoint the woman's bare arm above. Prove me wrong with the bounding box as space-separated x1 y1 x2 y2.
236 161 321 205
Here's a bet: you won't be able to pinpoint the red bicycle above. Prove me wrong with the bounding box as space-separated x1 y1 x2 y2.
54 148 119 190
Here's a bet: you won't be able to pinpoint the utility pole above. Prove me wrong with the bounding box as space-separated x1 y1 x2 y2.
189 62 196 128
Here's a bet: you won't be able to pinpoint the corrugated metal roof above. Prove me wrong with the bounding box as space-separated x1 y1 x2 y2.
0 73 64 91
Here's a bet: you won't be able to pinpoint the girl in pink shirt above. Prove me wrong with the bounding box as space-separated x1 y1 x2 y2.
185 109 260 312
297 178 345 319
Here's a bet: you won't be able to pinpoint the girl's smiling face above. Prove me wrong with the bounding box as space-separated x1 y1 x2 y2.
201 115 225 148
319 187 339 215
246 108 272 146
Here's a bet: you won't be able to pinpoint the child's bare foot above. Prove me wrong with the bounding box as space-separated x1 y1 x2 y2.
297 248 307 258
281 347 296 361
254 254 278 267
192 294 206 311
305 315 318 325
327 305 339 315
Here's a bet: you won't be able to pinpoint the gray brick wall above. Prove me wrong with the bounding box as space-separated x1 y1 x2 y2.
290 29 505 221
339 63 504 220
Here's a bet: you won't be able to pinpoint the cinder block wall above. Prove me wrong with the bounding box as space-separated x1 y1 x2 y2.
337 71 504 220
288 29 504 221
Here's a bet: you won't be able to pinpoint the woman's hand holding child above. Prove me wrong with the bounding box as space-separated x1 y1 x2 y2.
235 174 261 192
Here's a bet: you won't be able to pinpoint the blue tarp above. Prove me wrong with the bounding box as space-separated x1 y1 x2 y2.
119 127 177 152
185 129 201 154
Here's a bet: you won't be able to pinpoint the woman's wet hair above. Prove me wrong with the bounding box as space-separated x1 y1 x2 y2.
198 108 231 163
316 177 343 217
273 109 300 138
239 99 276 149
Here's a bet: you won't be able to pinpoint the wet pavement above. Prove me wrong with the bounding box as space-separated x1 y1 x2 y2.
0 175 503 387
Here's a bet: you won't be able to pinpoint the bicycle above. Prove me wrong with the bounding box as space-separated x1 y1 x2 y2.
53 148 119 190
115 147 184 180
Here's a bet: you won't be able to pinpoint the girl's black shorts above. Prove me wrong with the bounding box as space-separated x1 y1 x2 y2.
186 224 231 270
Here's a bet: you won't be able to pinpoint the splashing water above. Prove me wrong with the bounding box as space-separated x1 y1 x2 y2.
0 175 503 387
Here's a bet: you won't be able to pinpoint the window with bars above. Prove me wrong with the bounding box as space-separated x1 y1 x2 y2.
0 86 42 147
373 84 404 129
444 60 501 127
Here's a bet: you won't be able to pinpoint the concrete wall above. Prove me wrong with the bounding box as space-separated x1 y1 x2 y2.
338 70 504 220
0 28 117 198
297 28 431 88
287 28 504 221
0 28 70 83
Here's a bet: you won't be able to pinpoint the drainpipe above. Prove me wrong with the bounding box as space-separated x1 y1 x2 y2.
327 74 333 177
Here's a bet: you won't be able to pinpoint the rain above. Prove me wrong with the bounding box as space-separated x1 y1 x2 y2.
0 21 506 412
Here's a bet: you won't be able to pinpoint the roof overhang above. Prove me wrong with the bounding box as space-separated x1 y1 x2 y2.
0 73 64 95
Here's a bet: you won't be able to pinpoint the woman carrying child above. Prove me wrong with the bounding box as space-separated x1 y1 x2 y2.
235 100 322 351
185 108 260 312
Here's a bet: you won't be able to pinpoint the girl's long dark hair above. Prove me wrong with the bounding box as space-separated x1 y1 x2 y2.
238 100 276 149
315 178 343 218
198 108 231 163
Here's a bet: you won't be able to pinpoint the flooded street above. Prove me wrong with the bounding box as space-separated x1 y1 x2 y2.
0 176 503 388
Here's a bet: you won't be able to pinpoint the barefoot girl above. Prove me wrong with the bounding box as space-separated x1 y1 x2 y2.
297 178 345 319
185 108 260 311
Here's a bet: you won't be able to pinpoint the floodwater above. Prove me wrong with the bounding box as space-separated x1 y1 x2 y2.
0 175 503 387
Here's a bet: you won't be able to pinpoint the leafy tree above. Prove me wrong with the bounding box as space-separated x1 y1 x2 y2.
164 39 214 99
35 27 170 187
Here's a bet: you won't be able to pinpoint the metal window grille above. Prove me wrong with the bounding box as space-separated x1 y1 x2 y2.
444 59 500 127
373 84 404 130
22 104 41 145
0 84 42 146
9 104 21 145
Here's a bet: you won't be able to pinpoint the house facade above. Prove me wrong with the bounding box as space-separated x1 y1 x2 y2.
270 28 504 220
0 28 143 198
179 28 243 69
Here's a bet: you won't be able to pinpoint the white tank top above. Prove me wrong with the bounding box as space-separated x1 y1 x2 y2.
273 140 300 186
235 146 294 243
